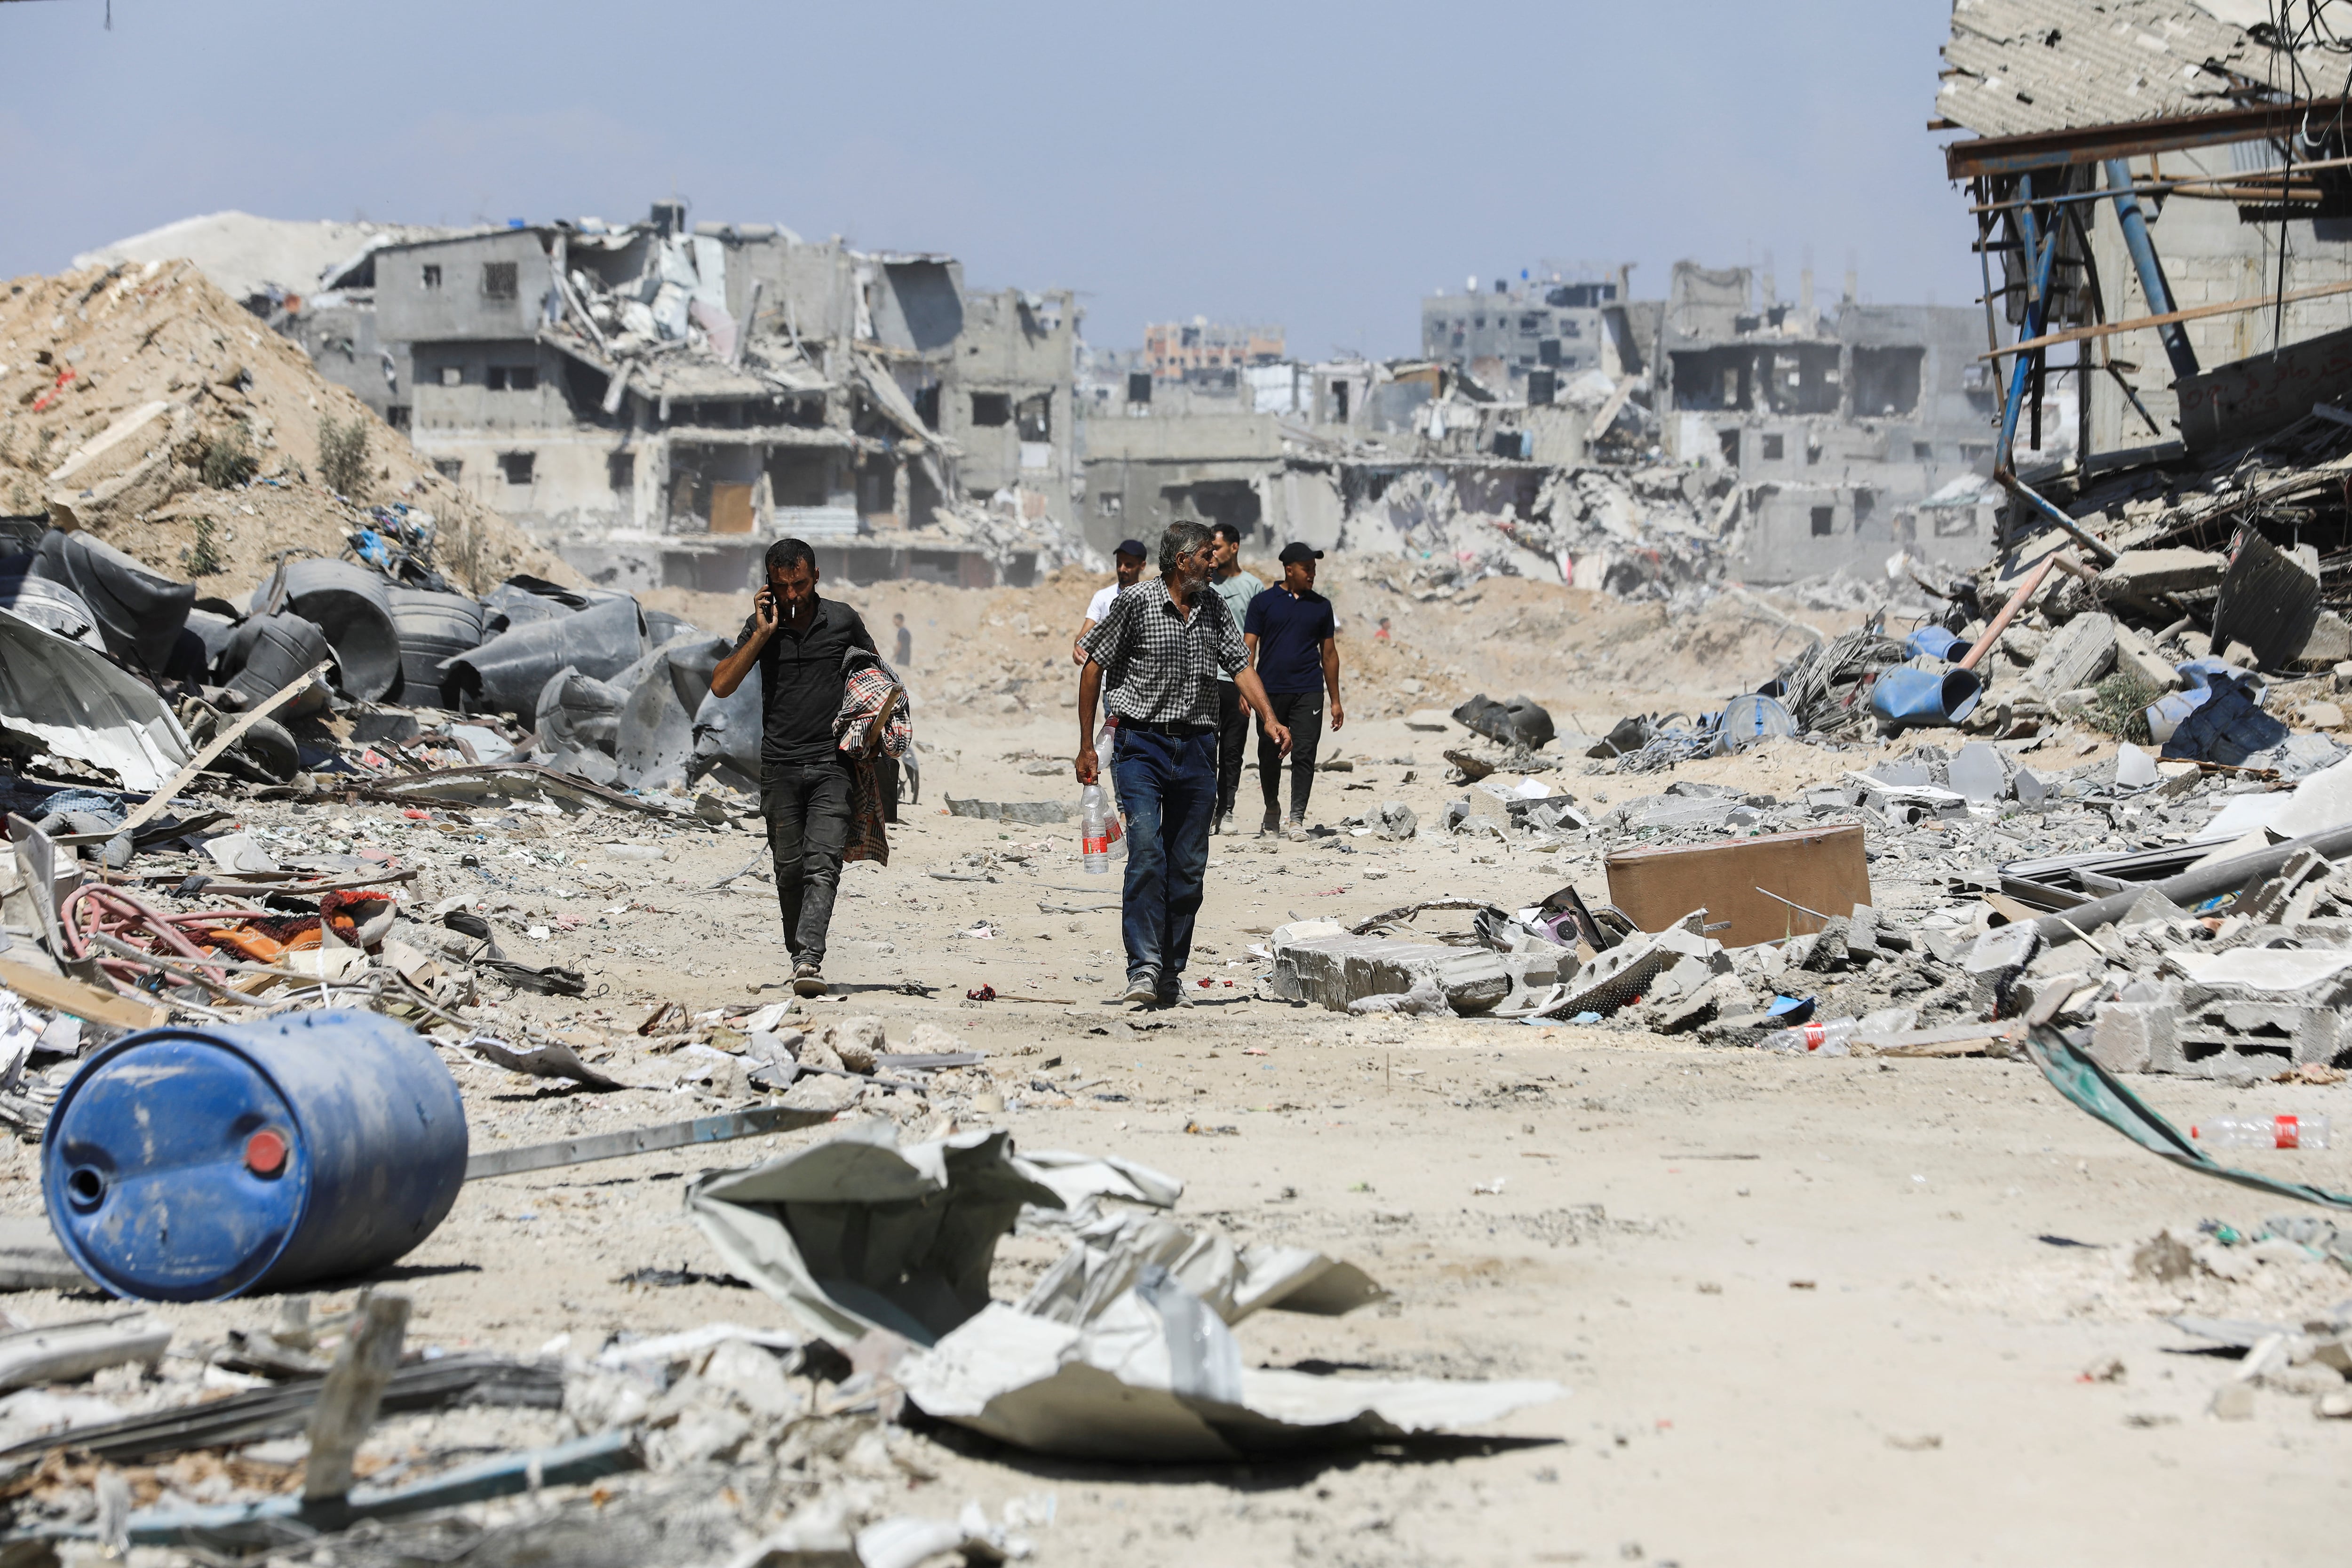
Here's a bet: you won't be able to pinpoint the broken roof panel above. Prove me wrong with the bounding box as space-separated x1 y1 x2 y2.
1939 0 2352 142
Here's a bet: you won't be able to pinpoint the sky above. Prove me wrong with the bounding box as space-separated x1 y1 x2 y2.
0 0 1982 360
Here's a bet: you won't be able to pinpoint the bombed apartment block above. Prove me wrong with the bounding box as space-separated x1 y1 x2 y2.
1628 261 2001 583
1421 270 1619 396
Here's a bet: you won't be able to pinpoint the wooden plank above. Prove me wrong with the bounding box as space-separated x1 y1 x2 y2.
302 1291 409 1502
115 662 331 838
1982 278 2352 360
0 957 164 1032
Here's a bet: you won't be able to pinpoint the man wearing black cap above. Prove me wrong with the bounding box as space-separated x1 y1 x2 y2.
1243 543 1343 839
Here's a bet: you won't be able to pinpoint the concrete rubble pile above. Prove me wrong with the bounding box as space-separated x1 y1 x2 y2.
1335 461 1730 604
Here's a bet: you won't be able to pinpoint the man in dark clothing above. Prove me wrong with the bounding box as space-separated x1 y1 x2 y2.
710 537 877 996
1243 542 1343 840
1077 522 1289 1005
892 612 912 666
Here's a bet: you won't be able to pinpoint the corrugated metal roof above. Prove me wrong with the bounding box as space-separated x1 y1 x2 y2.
1938 0 2352 140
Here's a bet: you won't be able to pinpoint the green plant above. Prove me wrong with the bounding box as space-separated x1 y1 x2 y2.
183 514 224 577
318 413 369 499
199 422 258 489
2088 667 2161 743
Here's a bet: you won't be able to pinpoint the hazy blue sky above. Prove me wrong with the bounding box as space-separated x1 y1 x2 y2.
0 0 1979 358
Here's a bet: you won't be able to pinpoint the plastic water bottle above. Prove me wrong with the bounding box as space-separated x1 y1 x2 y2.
1757 1019 1857 1055
1081 784 1111 874
2190 1114 2332 1151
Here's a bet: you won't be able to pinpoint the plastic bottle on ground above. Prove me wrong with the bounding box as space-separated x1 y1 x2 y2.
1081 784 1111 874
1757 1019 1857 1055
2189 1114 2331 1151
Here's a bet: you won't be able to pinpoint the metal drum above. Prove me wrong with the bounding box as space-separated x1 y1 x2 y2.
42 1011 468 1302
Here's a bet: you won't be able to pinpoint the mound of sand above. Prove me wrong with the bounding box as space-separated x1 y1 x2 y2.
0 259 568 597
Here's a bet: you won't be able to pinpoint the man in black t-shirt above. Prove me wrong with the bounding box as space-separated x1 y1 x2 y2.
710 537 877 996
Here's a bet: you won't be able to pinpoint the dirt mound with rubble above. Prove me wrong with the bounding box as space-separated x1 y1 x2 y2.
642 551 1864 736
0 261 569 597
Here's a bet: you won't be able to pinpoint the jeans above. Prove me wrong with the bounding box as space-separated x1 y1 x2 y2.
1215 682 1249 816
762 758 852 966
1112 725 1217 988
1258 689 1324 821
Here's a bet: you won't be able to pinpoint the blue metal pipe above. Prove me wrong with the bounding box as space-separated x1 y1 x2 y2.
1996 175 2063 471
2104 158 2201 381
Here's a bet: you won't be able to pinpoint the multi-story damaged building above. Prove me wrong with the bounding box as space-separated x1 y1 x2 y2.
1420 272 1620 397
1612 262 2002 583
113 204 1087 593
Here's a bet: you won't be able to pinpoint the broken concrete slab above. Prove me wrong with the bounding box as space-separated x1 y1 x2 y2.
2112 621 2183 693
2090 999 2178 1074
946 798 1073 825
2027 613 2117 699
1946 742 2009 804
1963 924 2040 1016
2098 548 2225 598
1271 932 1510 1015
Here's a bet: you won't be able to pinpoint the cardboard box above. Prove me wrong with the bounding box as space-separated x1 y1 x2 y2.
1604 824 1868 947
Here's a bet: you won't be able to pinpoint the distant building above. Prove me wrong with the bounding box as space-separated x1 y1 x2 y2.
1420 272 1619 395
1142 318 1286 387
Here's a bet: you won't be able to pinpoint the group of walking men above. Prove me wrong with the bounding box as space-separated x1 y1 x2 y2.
720 523 1344 1011
1073 521 1345 1006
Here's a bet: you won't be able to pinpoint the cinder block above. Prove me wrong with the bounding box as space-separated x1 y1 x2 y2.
2090 1000 2177 1074
1273 934 1510 1015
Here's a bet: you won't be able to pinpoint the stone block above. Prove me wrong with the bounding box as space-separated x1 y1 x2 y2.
2090 1000 2177 1074
1946 742 2009 803
1272 934 1510 1015
2295 611 2352 671
1963 923 2040 1015
2112 621 2182 692
2097 547 2225 598
2028 613 2118 699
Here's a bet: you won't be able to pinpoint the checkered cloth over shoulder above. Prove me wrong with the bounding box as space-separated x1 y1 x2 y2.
1081 578 1246 727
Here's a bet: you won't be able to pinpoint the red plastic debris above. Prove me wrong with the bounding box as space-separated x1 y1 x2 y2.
244 1129 288 1175
965 984 997 1002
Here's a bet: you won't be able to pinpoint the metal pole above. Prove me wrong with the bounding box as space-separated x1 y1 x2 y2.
2103 158 2201 380
1996 175 2062 471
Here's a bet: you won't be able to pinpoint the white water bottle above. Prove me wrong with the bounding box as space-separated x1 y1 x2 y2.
1757 1019 1856 1055
2190 1114 2331 1151
1082 784 1111 874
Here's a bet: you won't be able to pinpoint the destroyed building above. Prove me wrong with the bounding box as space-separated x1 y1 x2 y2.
1141 317 1286 388
1607 261 2003 584
81 206 1089 594
1420 269 1621 398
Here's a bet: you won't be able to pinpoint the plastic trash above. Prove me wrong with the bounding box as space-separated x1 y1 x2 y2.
1082 784 1111 873
42 1011 468 1301
220 611 333 718
386 587 485 703
1903 625 1970 663
2189 1114 2331 1151
440 594 647 716
29 528 194 673
1868 665 1983 730
1757 1019 1856 1055
1714 692 1798 751
250 559 402 700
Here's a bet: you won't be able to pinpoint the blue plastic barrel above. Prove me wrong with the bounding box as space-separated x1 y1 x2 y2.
42 1011 468 1301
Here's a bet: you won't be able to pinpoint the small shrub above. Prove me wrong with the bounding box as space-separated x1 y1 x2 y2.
318 414 369 499
2088 668 2160 743
199 423 258 489
183 515 224 577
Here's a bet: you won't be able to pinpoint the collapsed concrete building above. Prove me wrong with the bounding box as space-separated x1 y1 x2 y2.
1419 270 1621 398
1613 263 2003 583
83 206 1088 594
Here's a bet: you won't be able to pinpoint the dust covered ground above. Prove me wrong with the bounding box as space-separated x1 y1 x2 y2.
5 569 2349 1566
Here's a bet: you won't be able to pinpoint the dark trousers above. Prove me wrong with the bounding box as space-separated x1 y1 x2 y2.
1112 726 1217 987
762 758 852 966
1215 682 1250 816
1258 689 1324 820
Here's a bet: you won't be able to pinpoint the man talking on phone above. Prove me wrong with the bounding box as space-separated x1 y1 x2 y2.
710 537 878 997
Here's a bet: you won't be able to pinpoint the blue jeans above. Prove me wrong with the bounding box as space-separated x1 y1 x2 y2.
1112 725 1217 989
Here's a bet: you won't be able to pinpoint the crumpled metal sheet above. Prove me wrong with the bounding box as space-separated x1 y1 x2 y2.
616 635 729 791
533 666 628 786
896 1284 1560 1462
30 528 193 675
690 663 761 792
684 1125 1065 1345
0 607 192 792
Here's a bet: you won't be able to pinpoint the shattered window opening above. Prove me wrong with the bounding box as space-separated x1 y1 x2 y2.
420 264 442 291
1015 392 1051 442
385 406 411 431
485 366 538 393
481 262 518 302
1761 433 1785 461
1810 505 1835 536
498 451 535 486
432 457 462 479
608 451 634 492
970 393 1012 428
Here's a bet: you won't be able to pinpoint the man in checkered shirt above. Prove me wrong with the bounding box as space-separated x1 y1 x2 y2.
1078 521 1291 1005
